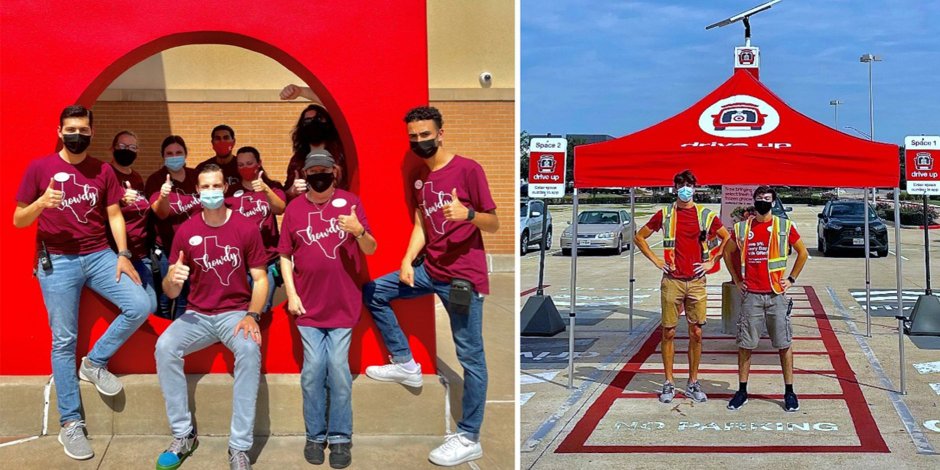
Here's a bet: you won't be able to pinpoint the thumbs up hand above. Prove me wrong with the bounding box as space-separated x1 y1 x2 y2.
160 174 173 199
338 205 363 236
250 170 269 193
169 250 190 286
122 180 139 206
39 177 64 209
443 188 469 221
291 170 308 195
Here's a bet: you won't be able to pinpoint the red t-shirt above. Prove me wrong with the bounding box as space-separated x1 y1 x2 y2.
730 219 801 293
16 153 122 255
169 211 268 315
108 166 151 259
413 155 496 294
644 205 723 280
225 186 286 263
277 189 371 328
145 167 202 249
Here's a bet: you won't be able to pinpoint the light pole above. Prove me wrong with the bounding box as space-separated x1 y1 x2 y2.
829 99 842 129
859 53 882 141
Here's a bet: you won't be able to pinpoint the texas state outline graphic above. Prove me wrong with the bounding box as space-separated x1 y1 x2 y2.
192 236 241 286
56 174 98 224
296 210 346 259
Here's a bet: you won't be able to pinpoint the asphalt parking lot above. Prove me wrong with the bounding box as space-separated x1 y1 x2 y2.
520 202 940 469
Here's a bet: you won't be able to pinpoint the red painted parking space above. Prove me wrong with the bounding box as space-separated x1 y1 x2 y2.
556 286 889 454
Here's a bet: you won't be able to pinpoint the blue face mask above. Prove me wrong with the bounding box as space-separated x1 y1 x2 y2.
199 189 225 209
677 186 694 202
165 155 186 171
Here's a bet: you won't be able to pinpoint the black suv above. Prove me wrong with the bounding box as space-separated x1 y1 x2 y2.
816 200 888 257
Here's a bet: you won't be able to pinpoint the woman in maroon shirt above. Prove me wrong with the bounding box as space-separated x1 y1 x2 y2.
282 102 347 200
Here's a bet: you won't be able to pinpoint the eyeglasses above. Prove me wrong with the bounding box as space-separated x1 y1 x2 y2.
302 116 328 125
116 144 139 151
754 195 774 202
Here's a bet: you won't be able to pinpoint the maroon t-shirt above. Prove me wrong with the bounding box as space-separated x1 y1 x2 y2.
145 167 202 249
225 186 286 263
412 155 496 294
196 155 241 187
277 189 371 328
16 153 122 255
108 166 151 259
644 205 723 280
169 211 268 315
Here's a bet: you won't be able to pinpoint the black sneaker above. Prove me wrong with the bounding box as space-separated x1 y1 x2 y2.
304 440 325 465
784 392 800 412
727 390 748 410
328 443 351 469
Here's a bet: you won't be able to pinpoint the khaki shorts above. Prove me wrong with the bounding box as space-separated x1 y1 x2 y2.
737 292 793 350
660 276 708 328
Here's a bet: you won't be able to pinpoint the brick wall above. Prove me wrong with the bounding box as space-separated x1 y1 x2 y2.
89 100 514 254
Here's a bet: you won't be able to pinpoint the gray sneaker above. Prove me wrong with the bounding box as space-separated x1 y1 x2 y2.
686 380 708 403
658 382 676 403
229 448 252 470
156 430 198 470
78 356 123 396
58 420 93 460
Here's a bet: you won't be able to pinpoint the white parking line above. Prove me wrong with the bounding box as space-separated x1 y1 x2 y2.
914 361 940 375
930 384 940 396
520 392 536 406
889 250 910 261
521 371 559 385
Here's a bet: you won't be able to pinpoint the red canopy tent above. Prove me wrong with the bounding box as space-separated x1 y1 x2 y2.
574 69 899 188
560 69 902 385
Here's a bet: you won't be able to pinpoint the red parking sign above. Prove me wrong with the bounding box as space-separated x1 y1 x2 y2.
529 137 567 198
905 136 940 195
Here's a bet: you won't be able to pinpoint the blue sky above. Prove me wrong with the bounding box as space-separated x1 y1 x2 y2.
521 0 940 145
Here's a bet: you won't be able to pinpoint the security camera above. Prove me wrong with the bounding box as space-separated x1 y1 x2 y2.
479 72 493 87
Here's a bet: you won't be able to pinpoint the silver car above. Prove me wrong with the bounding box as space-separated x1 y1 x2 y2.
561 209 633 255
520 198 552 255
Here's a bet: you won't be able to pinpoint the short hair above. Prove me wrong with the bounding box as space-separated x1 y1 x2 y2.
403 106 443 130
111 130 137 149
236 146 260 162
211 124 235 140
160 135 188 156
199 163 224 177
60 105 93 127
673 169 697 187
753 185 777 201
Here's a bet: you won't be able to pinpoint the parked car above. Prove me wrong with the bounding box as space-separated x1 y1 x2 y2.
817 200 888 257
560 209 633 255
520 198 552 255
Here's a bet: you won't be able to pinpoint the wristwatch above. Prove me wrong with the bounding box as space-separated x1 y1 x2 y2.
466 207 476 222
246 312 261 322
356 228 367 239
787 276 796 284
118 250 133 260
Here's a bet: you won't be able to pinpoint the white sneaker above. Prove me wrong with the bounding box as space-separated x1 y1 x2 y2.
428 433 482 466
364 360 422 388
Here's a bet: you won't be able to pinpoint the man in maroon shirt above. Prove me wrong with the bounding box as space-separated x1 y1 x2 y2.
13 105 154 460
634 170 730 404
362 107 499 467
154 164 269 470
195 124 241 187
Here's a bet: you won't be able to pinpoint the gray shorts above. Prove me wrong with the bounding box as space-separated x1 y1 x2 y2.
736 292 793 350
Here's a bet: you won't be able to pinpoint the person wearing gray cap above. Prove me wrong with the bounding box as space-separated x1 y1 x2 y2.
362 106 500 466
278 148 376 468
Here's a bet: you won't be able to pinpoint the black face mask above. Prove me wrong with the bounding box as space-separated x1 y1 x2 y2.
306 172 334 193
754 200 773 215
113 149 137 167
301 119 335 144
63 133 91 154
410 139 438 159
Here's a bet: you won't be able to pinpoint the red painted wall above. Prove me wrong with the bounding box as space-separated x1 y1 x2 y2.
0 1 436 375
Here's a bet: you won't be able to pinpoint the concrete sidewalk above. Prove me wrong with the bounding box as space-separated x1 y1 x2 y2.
0 272 515 469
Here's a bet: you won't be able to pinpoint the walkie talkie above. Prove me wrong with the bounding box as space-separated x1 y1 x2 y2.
38 241 52 271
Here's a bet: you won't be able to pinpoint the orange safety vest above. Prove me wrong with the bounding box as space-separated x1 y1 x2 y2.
734 215 791 294
661 203 721 274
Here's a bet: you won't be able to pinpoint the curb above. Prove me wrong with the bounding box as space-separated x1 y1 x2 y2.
884 222 940 230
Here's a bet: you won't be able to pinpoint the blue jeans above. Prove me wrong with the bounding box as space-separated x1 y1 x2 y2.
298 326 353 444
132 257 158 313
247 259 282 313
362 263 487 439
36 248 155 425
154 310 261 451
156 248 190 320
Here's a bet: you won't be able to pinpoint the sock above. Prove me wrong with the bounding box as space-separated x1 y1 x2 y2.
739 382 748 393
785 384 794 395
399 359 419 373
